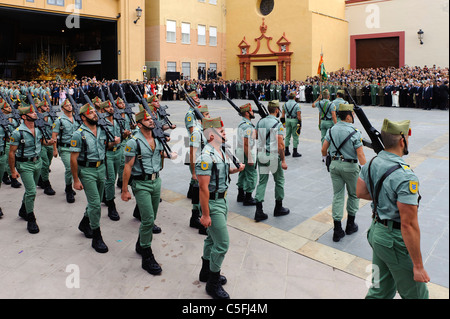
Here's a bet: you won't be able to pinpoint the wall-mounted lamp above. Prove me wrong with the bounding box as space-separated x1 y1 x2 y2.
417 29 424 45
134 7 143 24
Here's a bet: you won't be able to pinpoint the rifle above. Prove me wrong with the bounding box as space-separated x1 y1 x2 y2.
118 84 136 127
249 92 269 118
104 85 127 135
220 91 242 116
42 93 59 123
180 85 203 121
65 88 83 125
0 91 21 123
128 84 173 159
344 87 384 154
80 87 116 142
26 89 52 142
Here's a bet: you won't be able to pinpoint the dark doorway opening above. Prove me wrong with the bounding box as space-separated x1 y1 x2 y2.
0 6 117 80
256 65 276 81
356 37 399 69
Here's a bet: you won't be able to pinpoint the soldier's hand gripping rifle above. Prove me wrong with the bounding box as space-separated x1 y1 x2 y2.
128 85 173 159
249 92 269 118
344 87 384 154
118 83 136 127
26 89 52 142
65 88 83 125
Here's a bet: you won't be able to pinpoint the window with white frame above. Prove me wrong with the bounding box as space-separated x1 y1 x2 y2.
209 0 217 4
198 25 206 46
209 63 217 71
209 27 217 46
47 0 64 6
181 23 190 44
167 61 177 72
182 62 191 79
75 0 82 9
166 20 176 43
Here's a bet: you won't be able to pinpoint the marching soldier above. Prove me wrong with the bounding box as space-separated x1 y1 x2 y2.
321 104 366 242
332 90 348 111
356 119 430 299
281 92 302 157
9 104 56 233
185 91 202 199
236 103 257 206
312 89 337 145
196 117 244 299
115 97 135 189
121 108 178 275
254 100 290 222
0 110 7 217
70 104 121 253
52 99 80 203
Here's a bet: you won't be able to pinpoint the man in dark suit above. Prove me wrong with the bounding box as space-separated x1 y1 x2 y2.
384 82 392 107
439 80 449 110
432 81 440 109
422 82 433 110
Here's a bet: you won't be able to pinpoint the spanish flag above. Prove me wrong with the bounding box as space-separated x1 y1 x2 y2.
317 54 328 81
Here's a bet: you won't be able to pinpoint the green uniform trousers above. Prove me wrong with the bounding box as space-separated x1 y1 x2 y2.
0 153 6 188
79 164 106 230
16 159 42 214
105 149 121 201
255 157 285 203
320 120 334 144
285 118 300 148
203 197 229 273
366 220 429 299
39 145 53 182
131 177 161 249
236 156 257 194
117 145 125 183
4 143 11 175
59 147 73 185
329 160 360 221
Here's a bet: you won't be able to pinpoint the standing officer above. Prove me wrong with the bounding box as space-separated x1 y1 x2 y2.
312 89 337 145
370 80 379 106
281 92 302 157
321 104 366 242
121 108 178 275
236 103 257 206
254 100 290 222
356 119 430 299
52 99 80 203
9 104 56 233
70 104 121 253
196 117 244 299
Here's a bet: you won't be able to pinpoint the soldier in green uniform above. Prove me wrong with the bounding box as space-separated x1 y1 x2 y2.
196 117 244 299
370 80 379 106
312 89 337 145
1 99 22 188
356 119 430 299
185 91 202 199
121 108 178 275
70 104 121 253
115 97 134 189
312 82 320 101
236 103 257 206
9 104 56 233
254 100 290 222
378 80 385 106
52 99 80 203
99 100 126 221
0 111 7 217
332 90 348 111
321 104 367 242
269 81 276 101
276 82 282 101
35 99 56 196
188 104 210 234
281 92 302 157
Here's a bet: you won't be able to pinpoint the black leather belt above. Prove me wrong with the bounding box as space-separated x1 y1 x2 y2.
210 191 227 200
374 215 401 230
77 160 104 168
332 157 358 164
132 172 159 181
16 156 40 162
0 151 4 156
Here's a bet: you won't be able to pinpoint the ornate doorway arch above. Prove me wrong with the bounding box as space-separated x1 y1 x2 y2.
237 18 293 81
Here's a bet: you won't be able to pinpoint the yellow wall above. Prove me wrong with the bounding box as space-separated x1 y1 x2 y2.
226 0 348 81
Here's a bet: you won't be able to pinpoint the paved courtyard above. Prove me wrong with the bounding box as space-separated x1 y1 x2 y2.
0 98 448 300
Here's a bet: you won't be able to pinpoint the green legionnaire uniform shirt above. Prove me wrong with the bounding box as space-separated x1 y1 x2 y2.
69 124 107 162
195 144 230 194
256 115 285 154
53 114 80 147
10 123 43 158
124 131 164 176
325 121 362 161
236 117 256 161
185 107 199 134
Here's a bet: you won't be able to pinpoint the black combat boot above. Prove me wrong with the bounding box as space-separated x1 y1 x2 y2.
91 228 108 253
243 192 257 206
292 148 302 157
285 147 291 156
345 215 359 235
333 220 346 242
274 200 290 217
43 180 56 196
18 202 27 220
141 247 162 275
199 257 227 285
0 207 4 218
206 271 230 299
105 199 120 221
254 202 268 222
10 177 21 188
190 209 207 235
2 172 11 185
78 215 93 238
26 212 40 234
37 176 44 188
236 188 245 202
65 184 75 203
186 183 193 199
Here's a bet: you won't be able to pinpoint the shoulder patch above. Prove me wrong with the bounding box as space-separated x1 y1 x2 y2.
409 181 419 194
402 164 411 170
70 140 77 147
201 161 209 170
187 116 192 122
125 146 132 152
